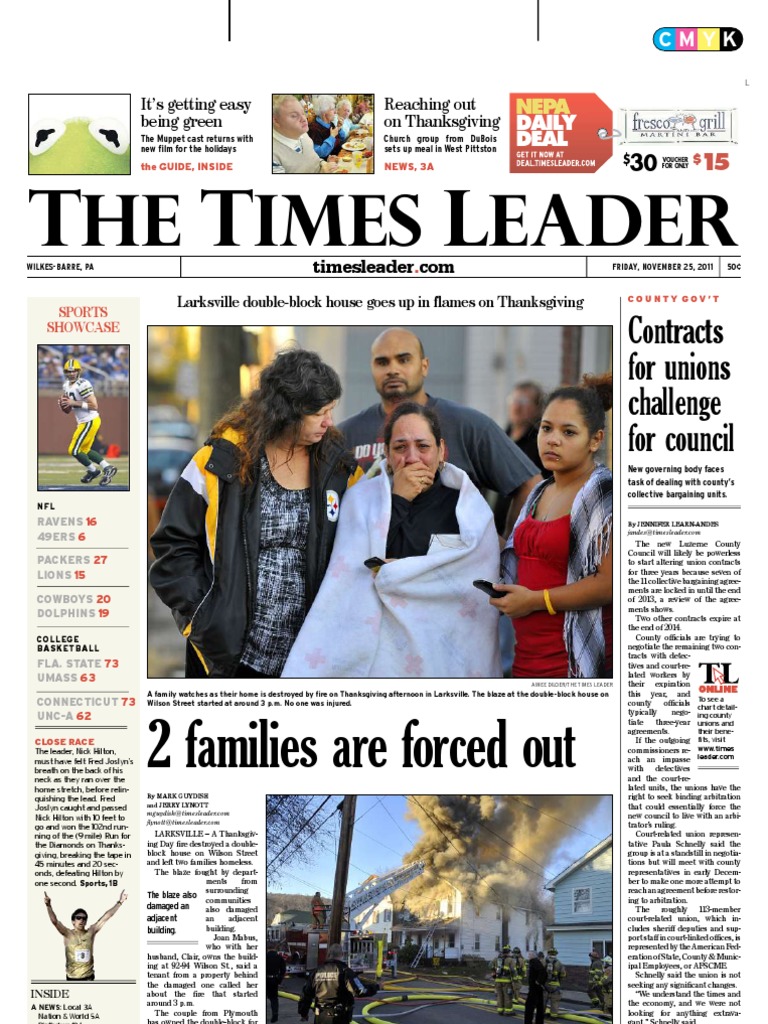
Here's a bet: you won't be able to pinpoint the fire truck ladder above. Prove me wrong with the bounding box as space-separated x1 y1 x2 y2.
411 920 440 968
345 861 426 931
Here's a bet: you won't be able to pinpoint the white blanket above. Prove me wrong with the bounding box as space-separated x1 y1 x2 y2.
282 462 502 678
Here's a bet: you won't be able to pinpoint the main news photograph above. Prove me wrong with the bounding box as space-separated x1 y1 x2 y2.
147 326 613 679
266 793 613 1023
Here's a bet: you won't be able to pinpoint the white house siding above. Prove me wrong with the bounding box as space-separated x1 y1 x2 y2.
425 891 542 961
353 895 394 943
462 900 503 961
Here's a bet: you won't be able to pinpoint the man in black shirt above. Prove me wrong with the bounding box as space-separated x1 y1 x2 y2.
266 945 287 1022
524 950 547 1024
339 329 540 531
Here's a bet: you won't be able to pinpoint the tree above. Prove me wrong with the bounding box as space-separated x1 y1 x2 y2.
266 795 339 886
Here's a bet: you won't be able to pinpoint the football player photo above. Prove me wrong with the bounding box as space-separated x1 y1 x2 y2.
37 344 130 490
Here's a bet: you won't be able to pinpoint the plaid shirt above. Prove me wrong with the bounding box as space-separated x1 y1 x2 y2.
503 463 612 678
240 455 310 675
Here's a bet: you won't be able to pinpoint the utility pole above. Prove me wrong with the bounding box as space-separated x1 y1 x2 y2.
329 796 357 946
199 326 245 439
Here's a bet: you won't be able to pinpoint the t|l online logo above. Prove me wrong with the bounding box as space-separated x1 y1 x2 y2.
698 661 739 694
654 27 743 51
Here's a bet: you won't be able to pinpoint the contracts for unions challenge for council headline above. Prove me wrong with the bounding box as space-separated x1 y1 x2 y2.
627 314 734 455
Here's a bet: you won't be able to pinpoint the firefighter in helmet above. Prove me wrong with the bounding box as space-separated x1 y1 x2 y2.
510 946 526 1006
544 948 566 1018
311 892 327 929
601 956 613 1016
491 943 516 1016
587 949 605 1009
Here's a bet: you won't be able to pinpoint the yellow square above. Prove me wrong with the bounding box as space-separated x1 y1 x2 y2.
698 27 721 50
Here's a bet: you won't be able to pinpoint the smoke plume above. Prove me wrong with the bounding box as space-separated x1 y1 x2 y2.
399 795 607 919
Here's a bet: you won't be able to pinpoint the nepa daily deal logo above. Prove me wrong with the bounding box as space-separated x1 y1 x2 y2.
509 93 613 173
653 27 743 51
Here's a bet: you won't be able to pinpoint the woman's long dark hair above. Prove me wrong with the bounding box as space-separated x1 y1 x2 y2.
211 349 343 481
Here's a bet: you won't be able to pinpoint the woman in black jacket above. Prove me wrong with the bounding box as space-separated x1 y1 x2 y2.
150 349 361 677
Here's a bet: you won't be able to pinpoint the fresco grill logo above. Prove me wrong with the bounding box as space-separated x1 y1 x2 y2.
654 27 743 51
621 108 738 144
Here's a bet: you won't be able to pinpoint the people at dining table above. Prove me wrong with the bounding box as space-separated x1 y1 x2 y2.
335 98 355 138
308 95 348 159
271 95 337 174
353 98 370 123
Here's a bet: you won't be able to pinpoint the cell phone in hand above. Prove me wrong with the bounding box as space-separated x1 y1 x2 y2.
473 579 505 597
364 556 386 570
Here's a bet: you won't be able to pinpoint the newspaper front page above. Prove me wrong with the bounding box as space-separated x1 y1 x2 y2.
14 3 757 1023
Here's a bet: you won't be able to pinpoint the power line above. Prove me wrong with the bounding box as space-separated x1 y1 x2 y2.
476 821 549 877
266 795 334 870
269 868 325 895
381 797 418 845
354 795 385 825
508 795 604 840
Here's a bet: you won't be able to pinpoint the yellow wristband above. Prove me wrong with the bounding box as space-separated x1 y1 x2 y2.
543 589 556 616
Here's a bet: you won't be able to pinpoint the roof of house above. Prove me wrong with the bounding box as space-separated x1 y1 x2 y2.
271 910 315 926
545 836 613 891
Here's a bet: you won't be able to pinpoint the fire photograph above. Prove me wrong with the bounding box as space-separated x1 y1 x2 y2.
266 794 613 1024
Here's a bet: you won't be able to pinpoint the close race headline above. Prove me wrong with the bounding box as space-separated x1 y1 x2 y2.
29 188 737 247
147 718 578 769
